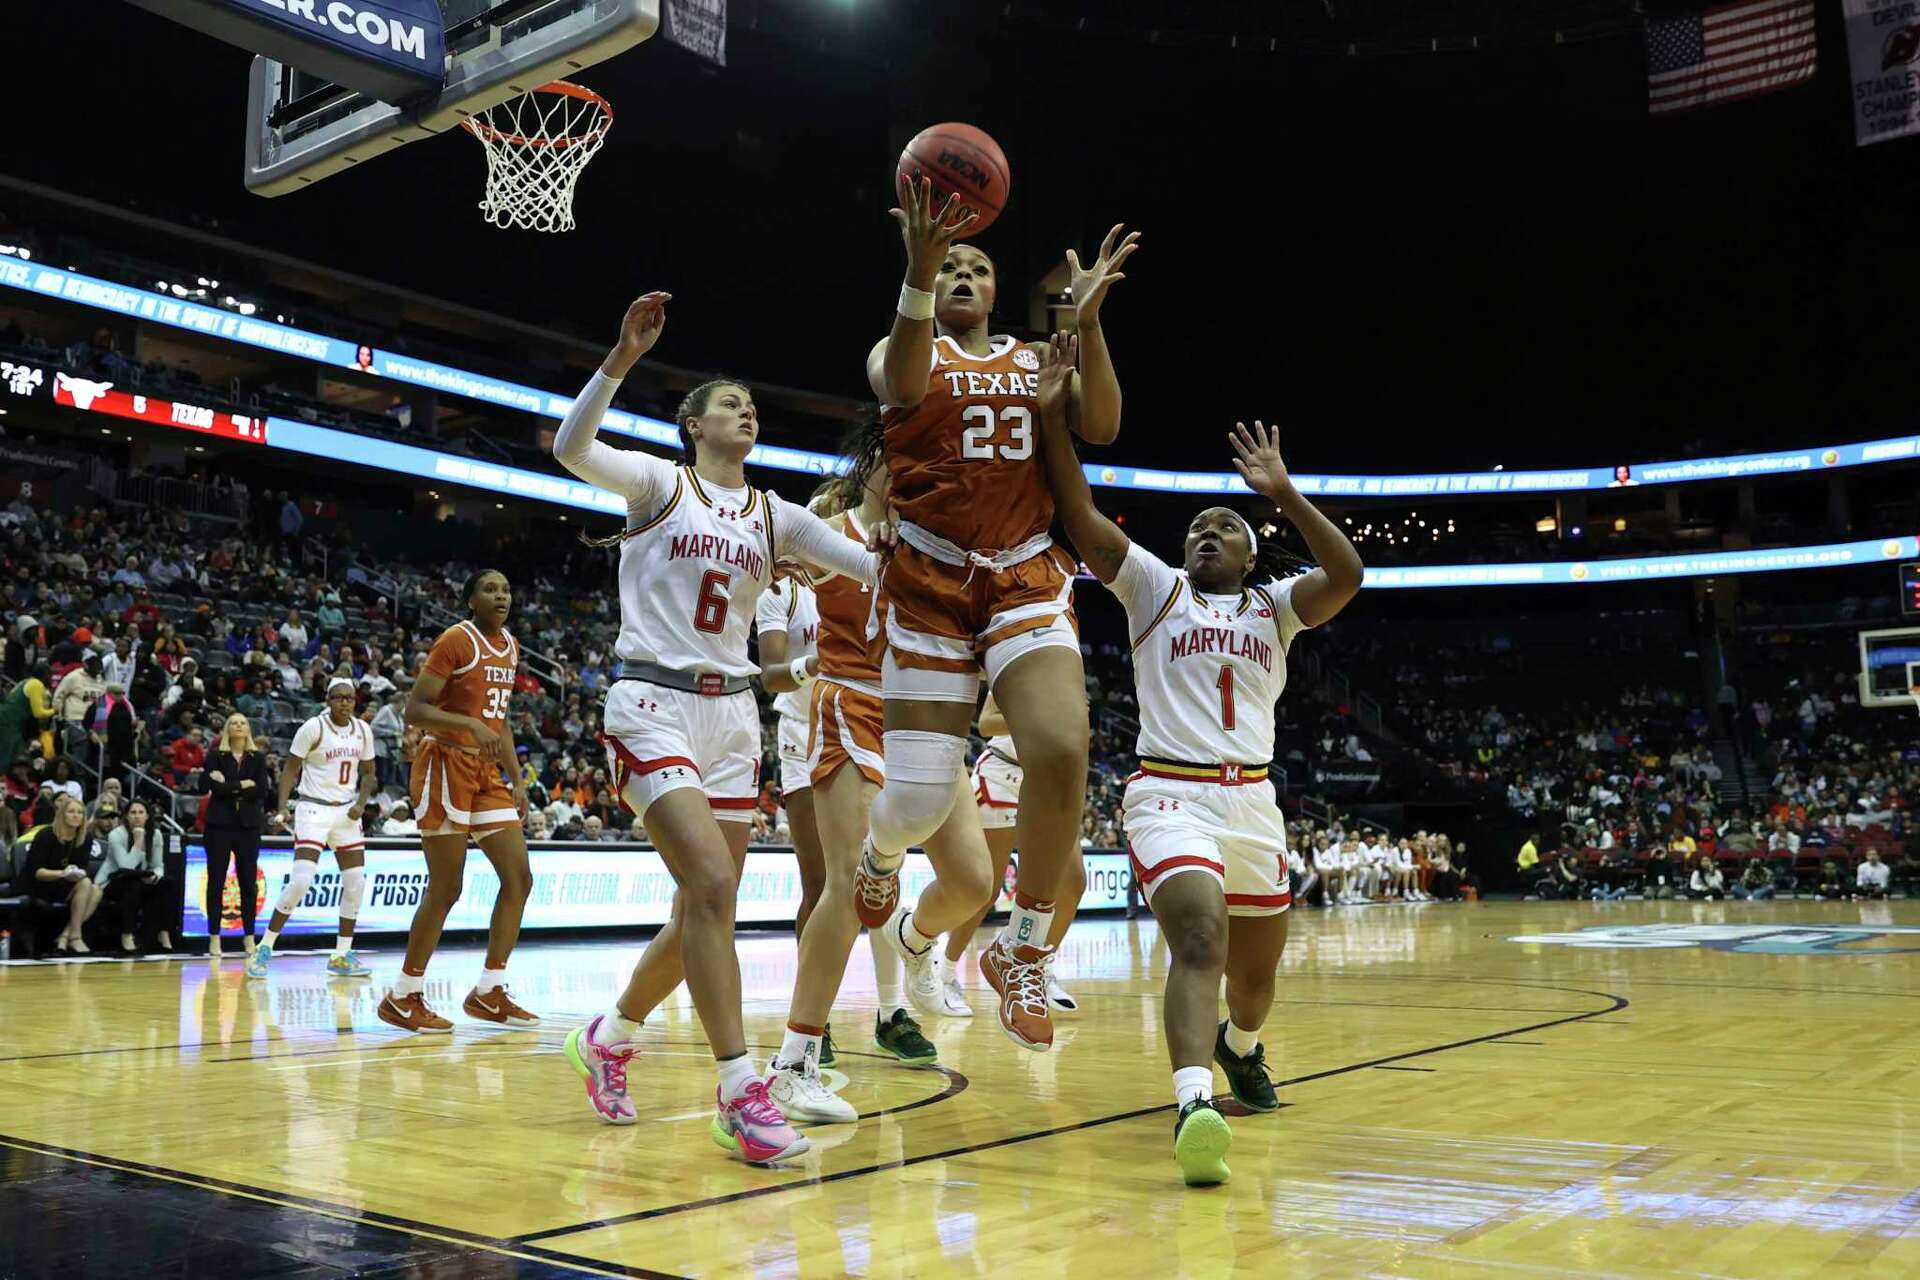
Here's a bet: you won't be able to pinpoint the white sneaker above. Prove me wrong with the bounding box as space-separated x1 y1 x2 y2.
765 1060 857 1124
941 974 974 1017
882 907 945 1020
1045 974 1078 1013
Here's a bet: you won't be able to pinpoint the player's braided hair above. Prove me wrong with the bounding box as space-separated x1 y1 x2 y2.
825 411 888 514
1242 517 1316 589
578 378 753 549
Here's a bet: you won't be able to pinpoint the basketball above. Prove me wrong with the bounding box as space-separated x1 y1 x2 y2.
896 122 1010 234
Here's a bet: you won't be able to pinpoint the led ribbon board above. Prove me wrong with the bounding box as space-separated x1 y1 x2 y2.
5 260 1917 497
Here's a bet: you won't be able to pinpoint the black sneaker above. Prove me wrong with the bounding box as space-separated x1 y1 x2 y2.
819 1022 837 1069
1213 1022 1279 1112
872 1009 938 1065
1173 1098 1231 1186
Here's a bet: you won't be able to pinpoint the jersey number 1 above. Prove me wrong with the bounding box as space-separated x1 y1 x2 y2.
960 406 1033 461
1216 665 1236 731
694 570 731 634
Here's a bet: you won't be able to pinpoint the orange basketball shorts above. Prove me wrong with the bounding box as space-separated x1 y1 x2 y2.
880 542 1079 702
807 678 885 787
410 739 520 837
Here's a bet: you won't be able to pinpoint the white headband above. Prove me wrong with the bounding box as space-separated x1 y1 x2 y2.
326 678 355 695
1224 511 1258 556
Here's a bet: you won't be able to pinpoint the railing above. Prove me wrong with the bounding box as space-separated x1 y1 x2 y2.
113 473 246 522
125 765 193 830
301 535 330 579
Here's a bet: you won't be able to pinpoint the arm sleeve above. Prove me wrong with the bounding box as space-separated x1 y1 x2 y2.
26 679 52 718
772 497 881 585
1109 542 1180 626
551 370 675 505
288 719 319 762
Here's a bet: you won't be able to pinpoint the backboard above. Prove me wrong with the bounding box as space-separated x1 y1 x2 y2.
1856 626 1920 709
244 0 657 196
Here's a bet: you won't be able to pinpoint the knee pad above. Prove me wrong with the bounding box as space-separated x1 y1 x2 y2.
275 859 318 915
338 866 366 921
869 731 967 853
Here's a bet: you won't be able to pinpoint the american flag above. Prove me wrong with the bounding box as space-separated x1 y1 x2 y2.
1646 0 1817 116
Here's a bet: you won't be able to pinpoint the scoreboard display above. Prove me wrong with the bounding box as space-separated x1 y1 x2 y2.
1904 562 1920 617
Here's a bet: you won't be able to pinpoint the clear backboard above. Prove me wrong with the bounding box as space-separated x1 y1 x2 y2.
244 0 657 197
1856 626 1920 709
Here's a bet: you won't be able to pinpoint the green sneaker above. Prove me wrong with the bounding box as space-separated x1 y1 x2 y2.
819 1022 837 1069
1212 1022 1279 1112
1173 1098 1232 1186
872 1009 937 1065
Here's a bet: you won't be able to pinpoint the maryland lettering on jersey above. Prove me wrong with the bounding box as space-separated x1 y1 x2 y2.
667 533 767 581
1167 625 1274 672
938 369 1040 399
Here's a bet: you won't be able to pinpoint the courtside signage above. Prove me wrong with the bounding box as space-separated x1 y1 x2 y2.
1510 923 1920 954
6 259 1919 498
183 842 1138 936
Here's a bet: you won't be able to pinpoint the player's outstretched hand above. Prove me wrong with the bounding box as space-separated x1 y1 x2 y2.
892 173 978 286
1229 420 1294 500
864 518 900 553
607 291 672 376
1036 331 1078 428
1067 224 1140 324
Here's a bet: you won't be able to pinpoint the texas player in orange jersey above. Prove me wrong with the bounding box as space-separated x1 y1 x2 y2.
378 570 539 1033
761 421 995 1123
856 175 1139 1052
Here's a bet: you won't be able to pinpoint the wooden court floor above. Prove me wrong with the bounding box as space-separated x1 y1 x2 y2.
3 898 1919 1279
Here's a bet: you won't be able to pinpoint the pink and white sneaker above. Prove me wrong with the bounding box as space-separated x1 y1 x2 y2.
564 1016 638 1125
709 1079 811 1164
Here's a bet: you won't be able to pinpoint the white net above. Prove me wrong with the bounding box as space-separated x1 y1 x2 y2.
461 81 612 233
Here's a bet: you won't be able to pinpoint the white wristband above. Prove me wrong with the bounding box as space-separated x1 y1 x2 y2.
897 283 935 321
789 657 817 690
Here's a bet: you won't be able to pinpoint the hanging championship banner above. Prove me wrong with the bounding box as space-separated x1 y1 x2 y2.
1845 0 1920 146
663 0 725 67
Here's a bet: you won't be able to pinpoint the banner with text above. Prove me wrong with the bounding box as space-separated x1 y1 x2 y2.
184 840 1136 936
1847 0 1920 146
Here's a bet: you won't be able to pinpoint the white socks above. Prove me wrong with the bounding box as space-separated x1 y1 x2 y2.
392 970 425 997
1174 1066 1213 1109
717 1053 758 1102
1223 1020 1261 1058
870 928 906 1019
261 927 282 949
999 898 1056 953
593 1011 642 1047
899 911 937 956
775 1025 823 1073
332 935 351 958
476 967 507 993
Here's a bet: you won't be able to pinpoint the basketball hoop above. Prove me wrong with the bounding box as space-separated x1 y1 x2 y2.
461 81 612 233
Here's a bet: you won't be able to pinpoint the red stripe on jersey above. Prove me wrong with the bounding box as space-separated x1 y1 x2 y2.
1132 853 1227 886
708 796 759 810
1226 891 1292 908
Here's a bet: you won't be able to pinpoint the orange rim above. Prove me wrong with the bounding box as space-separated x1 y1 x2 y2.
461 80 613 150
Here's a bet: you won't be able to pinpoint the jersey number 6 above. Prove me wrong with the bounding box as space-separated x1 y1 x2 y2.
960 406 1033 461
694 570 732 634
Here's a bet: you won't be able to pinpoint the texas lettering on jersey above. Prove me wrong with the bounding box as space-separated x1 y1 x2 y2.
936 369 1040 399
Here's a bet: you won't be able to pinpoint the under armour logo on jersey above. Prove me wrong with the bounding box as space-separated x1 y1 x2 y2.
749 520 762 533
716 505 743 520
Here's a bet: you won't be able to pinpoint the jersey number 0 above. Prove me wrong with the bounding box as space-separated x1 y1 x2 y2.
960 406 1033 461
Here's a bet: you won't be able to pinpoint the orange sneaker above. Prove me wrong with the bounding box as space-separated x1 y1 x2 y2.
980 938 1055 1051
852 843 901 930
464 985 541 1027
378 991 453 1034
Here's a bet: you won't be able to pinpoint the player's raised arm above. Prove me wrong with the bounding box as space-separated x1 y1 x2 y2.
1228 420 1363 627
1033 332 1129 584
773 498 896 588
552 292 677 495
868 175 977 407
1063 223 1139 445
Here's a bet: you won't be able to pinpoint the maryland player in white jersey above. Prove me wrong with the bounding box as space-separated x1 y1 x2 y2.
550 293 889 1166
754 575 827 947
939 695 1084 1016
246 678 376 981
1032 334 1363 1187
859 175 1138 1053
